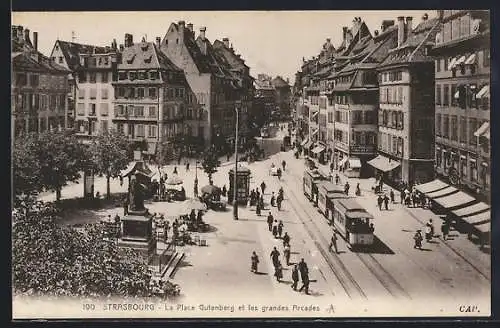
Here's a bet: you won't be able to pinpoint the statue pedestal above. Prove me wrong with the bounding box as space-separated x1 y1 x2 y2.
118 209 156 258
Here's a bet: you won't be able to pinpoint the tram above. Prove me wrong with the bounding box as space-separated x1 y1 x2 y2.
330 198 375 249
303 169 328 204
317 181 345 216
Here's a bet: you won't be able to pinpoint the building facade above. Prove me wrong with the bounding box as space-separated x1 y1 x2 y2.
430 10 490 202
112 35 190 160
271 76 292 119
374 15 439 185
12 26 70 139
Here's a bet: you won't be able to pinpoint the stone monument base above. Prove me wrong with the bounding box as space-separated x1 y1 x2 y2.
118 209 156 258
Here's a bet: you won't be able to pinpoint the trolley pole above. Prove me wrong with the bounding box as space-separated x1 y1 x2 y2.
233 105 239 220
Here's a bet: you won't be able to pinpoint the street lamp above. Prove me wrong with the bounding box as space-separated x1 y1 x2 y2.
233 105 239 220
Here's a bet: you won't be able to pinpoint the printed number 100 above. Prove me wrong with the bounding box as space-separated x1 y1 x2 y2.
83 304 96 311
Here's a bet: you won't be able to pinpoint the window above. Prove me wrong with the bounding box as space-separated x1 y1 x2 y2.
391 111 398 128
116 87 124 98
58 94 65 110
136 124 145 137
104 57 109 65
90 88 97 99
436 59 441 72
15 73 27 86
49 95 57 109
364 111 374 124
469 118 477 145
149 71 159 80
134 106 144 117
457 85 466 109
33 94 40 109
443 115 449 138
382 110 388 126
138 71 147 80
467 84 477 109
77 103 85 116
118 72 127 80
397 137 403 156
397 86 403 104
148 106 157 118
459 117 467 143
137 88 145 98
444 58 449 71
101 72 108 83
148 125 157 138
470 160 477 182
101 120 108 132
29 74 39 87
115 105 125 116
89 103 96 116
58 56 63 63
436 149 442 167
451 116 458 141
353 111 362 124
127 105 134 117
398 112 404 130
100 103 109 116
450 84 457 106
179 88 185 98
149 88 157 98
129 72 137 80
91 121 98 134
117 123 124 134
167 88 174 99
436 85 442 105
89 73 96 83
483 49 490 67
436 114 442 136
78 71 87 83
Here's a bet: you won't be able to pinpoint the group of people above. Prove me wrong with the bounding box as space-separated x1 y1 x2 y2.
401 187 430 209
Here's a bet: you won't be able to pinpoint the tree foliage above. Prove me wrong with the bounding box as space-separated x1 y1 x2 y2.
90 131 131 198
13 131 90 200
201 146 221 184
12 197 180 299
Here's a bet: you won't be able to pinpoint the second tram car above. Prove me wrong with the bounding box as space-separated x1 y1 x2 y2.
331 198 375 249
303 169 327 204
317 182 345 215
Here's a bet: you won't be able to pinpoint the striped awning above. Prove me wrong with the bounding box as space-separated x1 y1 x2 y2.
415 179 449 194
433 191 476 209
474 122 489 137
476 85 489 99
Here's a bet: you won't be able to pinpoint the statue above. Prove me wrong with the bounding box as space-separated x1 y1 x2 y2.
128 174 146 212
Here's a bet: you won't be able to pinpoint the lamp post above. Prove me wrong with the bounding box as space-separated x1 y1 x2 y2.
233 105 239 220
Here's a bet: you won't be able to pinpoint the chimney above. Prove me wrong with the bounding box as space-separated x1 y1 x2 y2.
199 27 206 40
33 31 38 51
178 20 185 29
222 37 229 48
24 28 31 45
119 44 124 52
17 26 23 40
342 27 348 41
124 33 133 48
406 17 413 40
156 37 161 48
374 30 379 36
422 13 429 21
112 38 117 50
326 38 331 44
397 16 405 47
187 23 193 32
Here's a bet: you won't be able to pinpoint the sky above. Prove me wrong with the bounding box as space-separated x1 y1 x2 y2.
12 11 436 84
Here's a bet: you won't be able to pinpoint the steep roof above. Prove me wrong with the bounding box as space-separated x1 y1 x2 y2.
13 51 70 74
195 36 230 77
119 41 182 71
378 18 440 68
271 76 290 88
55 40 111 69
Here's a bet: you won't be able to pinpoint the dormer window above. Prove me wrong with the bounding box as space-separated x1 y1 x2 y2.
125 53 135 64
144 54 153 64
129 71 137 80
149 71 159 80
141 43 149 51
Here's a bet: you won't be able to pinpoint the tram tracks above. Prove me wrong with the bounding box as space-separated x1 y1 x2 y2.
284 167 411 300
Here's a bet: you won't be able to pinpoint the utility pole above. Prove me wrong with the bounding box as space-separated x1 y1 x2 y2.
233 105 239 220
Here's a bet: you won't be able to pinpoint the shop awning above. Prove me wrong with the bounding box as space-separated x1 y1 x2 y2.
433 191 476 209
454 55 466 66
426 186 458 199
415 179 449 194
453 90 460 99
349 158 362 169
465 53 476 65
300 138 309 146
476 85 489 99
312 145 326 154
452 202 490 217
311 128 319 136
143 142 157 155
304 140 313 149
473 122 489 137
462 210 491 226
367 155 400 172
447 57 458 70
311 111 319 119
339 157 348 167
483 130 490 140
473 221 490 234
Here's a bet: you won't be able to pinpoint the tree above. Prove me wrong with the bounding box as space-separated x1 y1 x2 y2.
201 146 221 185
90 131 131 199
12 198 180 299
12 133 42 198
35 131 90 201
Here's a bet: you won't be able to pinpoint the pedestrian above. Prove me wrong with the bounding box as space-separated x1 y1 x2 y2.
299 272 310 295
335 174 340 185
282 160 287 171
227 153 231 161
256 202 262 216
271 192 276 207
383 194 389 210
330 162 334 173
261 181 266 195
173 166 178 174
344 181 350 195
377 195 383 210
278 186 284 199
278 220 284 238
355 183 361 196
330 230 338 253
291 265 299 290
222 185 227 197
270 247 280 267
298 258 309 280
274 261 283 282
425 223 432 242
414 230 423 249
186 162 190 171
190 209 196 222
277 168 282 180
400 190 404 204
390 189 395 203
251 251 259 273
272 220 279 238
283 244 291 265
282 232 291 247
123 198 129 216
119 175 123 187
267 212 274 231
428 218 434 237
277 194 283 211
441 221 450 240
260 195 264 209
